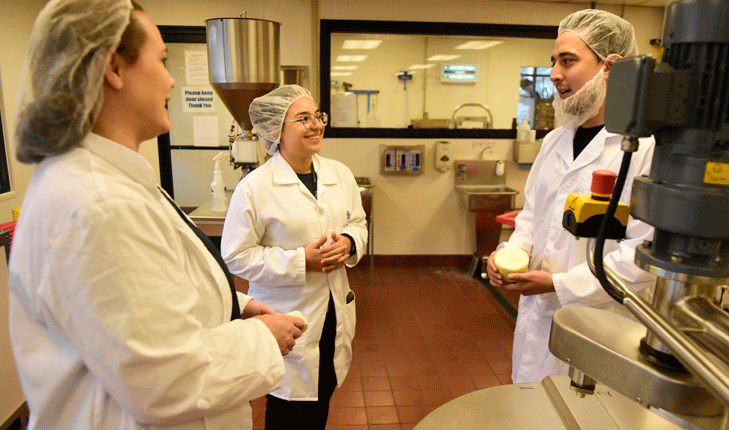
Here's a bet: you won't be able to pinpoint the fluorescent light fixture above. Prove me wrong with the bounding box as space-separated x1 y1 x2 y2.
454 40 504 50
332 65 358 70
409 64 435 70
342 40 382 49
427 54 461 61
336 55 367 62
331 72 353 76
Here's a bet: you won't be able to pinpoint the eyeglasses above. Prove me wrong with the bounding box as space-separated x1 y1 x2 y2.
285 112 329 129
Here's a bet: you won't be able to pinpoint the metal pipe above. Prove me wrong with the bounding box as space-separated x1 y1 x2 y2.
586 238 729 407
673 296 729 361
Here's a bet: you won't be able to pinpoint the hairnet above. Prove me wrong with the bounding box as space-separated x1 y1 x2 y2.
249 85 313 155
558 9 639 62
15 0 133 164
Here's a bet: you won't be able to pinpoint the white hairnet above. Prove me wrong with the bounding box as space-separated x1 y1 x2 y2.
558 9 639 62
249 84 313 155
15 0 133 164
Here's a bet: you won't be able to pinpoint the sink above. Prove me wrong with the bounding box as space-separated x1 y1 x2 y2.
455 184 518 195
453 160 519 274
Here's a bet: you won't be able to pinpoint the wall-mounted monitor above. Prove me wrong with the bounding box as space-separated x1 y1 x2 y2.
441 64 477 84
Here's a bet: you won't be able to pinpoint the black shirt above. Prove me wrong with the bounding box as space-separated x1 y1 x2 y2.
573 125 604 160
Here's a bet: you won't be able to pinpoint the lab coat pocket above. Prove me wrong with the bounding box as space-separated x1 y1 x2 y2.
341 291 356 344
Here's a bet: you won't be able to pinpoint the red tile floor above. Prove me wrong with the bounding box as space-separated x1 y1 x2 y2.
246 265 516 429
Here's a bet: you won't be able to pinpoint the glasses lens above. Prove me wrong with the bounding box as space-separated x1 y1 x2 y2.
319 112 329 126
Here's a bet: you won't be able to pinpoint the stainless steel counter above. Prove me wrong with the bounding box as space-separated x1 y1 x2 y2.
187 192 231 237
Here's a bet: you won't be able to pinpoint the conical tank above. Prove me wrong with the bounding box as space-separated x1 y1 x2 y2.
206 18 281 130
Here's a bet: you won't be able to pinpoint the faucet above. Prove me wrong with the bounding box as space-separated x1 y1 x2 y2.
450 103 493 129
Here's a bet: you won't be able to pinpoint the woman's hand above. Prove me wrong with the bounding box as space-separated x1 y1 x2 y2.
304 235 329 272
241 298 275 319
254 314 306 356
320 232 351 272
304 232 351 272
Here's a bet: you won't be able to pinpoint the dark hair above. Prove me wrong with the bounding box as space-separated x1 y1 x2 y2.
115 1 146 64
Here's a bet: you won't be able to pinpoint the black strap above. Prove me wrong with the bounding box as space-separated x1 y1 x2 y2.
159 188 240 320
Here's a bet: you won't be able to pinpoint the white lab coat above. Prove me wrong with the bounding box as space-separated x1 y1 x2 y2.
8 133 284 430
221 152 367 400
501 126 656 384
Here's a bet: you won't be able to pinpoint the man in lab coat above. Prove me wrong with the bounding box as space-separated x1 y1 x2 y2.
485 9 656 384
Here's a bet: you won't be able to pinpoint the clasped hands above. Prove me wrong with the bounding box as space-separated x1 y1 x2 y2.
304 231 352 273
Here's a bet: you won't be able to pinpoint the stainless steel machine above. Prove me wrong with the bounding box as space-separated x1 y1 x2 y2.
206 16 280 174
549 0 729 428
415 1 729 429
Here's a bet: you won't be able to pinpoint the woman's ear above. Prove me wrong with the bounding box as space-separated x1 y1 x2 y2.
103 52 124 90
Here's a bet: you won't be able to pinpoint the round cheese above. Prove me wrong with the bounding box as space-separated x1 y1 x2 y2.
286 310 308 333
493 247 530 282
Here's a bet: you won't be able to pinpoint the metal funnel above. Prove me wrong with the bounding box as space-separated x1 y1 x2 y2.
206 17 281 130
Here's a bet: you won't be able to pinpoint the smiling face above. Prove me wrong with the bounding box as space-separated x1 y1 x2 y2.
550 31 604 100
279 96 325 169
120 11 175 142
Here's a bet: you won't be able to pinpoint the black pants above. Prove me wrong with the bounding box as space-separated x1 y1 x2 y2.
265 296 337 429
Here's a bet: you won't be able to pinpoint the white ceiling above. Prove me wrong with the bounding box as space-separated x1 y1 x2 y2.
517 0 671 7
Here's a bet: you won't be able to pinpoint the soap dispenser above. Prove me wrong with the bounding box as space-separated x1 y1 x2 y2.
211 152 227 212
495 160 506 176
435 141 453 172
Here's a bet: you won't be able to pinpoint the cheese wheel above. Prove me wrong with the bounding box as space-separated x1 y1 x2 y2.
286 310 308 333
493 247 530 282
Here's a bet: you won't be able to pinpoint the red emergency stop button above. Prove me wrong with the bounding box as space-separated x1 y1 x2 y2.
591 170 617 200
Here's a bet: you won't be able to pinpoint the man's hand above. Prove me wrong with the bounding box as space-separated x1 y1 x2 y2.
485 251 505 287
486 250 554 295
501 271 555 296
254 314 306 356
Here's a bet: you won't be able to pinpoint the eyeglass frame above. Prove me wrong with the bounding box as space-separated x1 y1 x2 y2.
284 112 329 129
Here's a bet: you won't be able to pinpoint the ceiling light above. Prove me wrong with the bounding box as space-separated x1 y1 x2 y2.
454 40 504 50
342 40 382 49
427 55 461 61
336 55 368 62
333 65 358 70
331 72 353 76
409 64 435 69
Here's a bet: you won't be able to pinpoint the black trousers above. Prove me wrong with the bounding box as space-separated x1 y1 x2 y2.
265 296 337 429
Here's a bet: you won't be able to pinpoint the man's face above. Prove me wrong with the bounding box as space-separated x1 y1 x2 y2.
550 31 604 99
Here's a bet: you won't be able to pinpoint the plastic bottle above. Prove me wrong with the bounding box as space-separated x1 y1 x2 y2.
516 119 531 142
211 152 227 212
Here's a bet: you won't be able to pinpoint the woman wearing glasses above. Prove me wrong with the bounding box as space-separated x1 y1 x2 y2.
221 85 368 429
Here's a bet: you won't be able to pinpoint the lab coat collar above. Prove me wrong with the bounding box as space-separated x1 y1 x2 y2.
270 152 337 186
555 127 574 165
560 126 622 173
83 133 158 192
